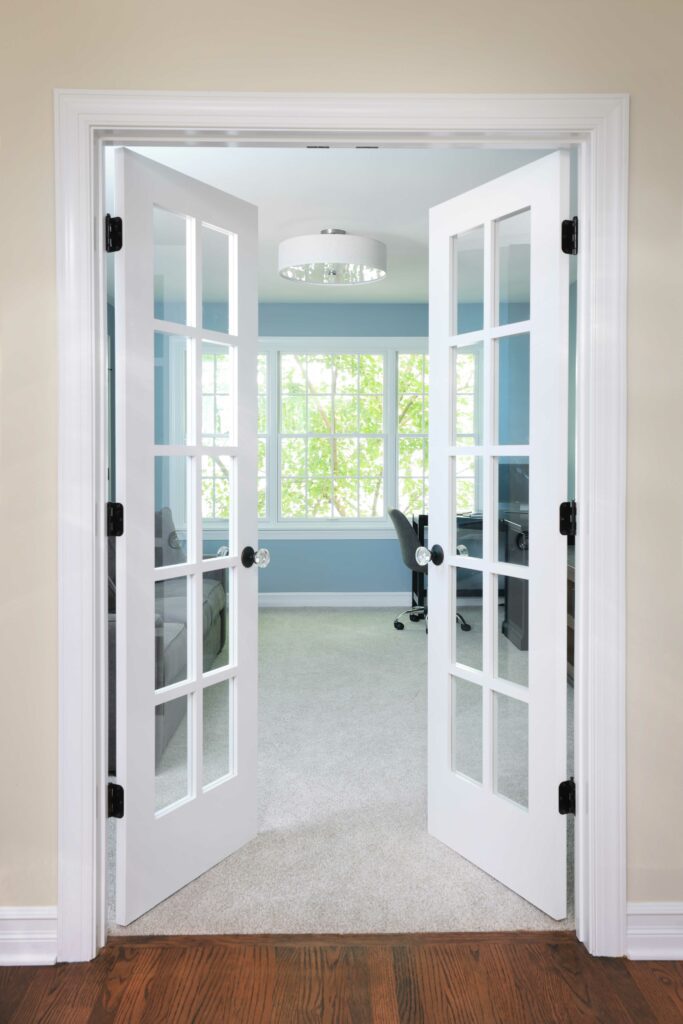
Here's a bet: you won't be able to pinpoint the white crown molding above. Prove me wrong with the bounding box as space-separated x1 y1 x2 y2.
259 590 411 608
0 907 58 966
55 90 629 962
626 902 683 960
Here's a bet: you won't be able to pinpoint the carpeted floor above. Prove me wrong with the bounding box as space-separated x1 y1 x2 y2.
109 607 573 934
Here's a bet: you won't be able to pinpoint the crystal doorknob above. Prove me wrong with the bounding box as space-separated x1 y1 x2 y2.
416 544 444 567
241 546 271 569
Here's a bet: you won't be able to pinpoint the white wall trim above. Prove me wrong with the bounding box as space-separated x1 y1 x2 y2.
0 907 58 966
54 90 629 961
259 590 411 608
626 902 683 960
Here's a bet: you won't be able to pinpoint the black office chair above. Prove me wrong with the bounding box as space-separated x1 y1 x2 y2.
388 508 471 633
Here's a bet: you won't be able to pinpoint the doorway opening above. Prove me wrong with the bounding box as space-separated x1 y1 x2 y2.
103 143 577 936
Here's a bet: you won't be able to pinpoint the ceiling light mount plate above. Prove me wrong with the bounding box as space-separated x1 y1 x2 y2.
278 228 387 286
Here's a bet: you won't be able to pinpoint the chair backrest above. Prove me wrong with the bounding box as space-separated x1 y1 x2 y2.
388 508 426 574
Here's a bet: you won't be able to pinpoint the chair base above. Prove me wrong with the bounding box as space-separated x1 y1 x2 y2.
393 606 426 631
392 607 471 633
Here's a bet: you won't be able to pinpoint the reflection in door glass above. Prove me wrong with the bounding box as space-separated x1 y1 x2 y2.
155 578 189 690
494 692 529 808
155 456 189 566
496 208 530 326
498 574 529 687
154 333 190 445
202 342 233 445
203 568 230 672
202 224 232 334
203 678 233 787
153 207 188 325
452 676 483 783
453 225 484 333
497 457 529 567
496 333 530 445
202 455 231 558
453 567 483 670
452 455 484 558
155 694 189 813
453 342 483 445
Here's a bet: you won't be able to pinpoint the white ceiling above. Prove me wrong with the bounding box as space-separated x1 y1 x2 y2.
106 146 550 303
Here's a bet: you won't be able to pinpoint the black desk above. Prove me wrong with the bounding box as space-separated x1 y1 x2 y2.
501 512 529 651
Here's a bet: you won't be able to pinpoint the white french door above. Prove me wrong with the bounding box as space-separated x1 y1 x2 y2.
113 149 261 925
427 152 570 919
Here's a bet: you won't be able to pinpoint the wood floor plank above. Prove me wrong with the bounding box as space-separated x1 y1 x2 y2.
365 946 401 1024
271 943 372 1024
177 942 276 1024
6 956 112 1024
416 940 499 1024
85 943 161 1024
1 934 681 1024
625 959 683 1023
392 943 426 1024
0 966 38 1022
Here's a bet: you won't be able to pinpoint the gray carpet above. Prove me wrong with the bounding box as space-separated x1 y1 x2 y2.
109 607 573 934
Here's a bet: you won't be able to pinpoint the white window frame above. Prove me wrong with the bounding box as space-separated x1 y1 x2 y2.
254 337 428 540
54 91 629 963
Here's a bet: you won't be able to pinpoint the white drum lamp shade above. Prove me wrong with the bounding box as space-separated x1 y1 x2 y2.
278 228 387 286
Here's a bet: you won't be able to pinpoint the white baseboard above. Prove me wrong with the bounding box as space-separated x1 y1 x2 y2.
626 902 683 960
0 906 58 965
259 591 411 608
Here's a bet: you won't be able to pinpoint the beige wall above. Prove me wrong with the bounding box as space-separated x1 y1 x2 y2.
1 0 682 908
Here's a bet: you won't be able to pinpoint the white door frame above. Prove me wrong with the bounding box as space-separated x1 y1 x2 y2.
54 91 629 962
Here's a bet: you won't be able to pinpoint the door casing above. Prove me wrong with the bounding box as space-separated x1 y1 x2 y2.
54 90 629 961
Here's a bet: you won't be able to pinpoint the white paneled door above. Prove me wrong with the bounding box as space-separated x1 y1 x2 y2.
113 149 260 925
427 153 571 919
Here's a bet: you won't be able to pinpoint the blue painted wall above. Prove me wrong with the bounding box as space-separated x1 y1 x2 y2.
257 538 409 593
259 302 428 337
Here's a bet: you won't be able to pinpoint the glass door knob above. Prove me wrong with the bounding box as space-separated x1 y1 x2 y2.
241 545 271 569
416 544 444 567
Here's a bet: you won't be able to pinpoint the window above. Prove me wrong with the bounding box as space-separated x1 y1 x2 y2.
251 341 429 532
279 353 385 519
397 353 429 514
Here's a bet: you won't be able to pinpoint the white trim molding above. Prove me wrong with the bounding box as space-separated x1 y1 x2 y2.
626 902 683 960
54 90 629 962
0 907 58 966
259 590 411 608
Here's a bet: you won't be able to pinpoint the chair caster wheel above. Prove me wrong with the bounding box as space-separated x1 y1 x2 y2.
460 623 472 632
409 613 421 622
394 621 405 630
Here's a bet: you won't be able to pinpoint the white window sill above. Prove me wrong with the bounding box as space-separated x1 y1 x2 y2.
201 523 398 541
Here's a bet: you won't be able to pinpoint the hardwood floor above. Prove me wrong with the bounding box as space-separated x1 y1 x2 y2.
1 933 682 1023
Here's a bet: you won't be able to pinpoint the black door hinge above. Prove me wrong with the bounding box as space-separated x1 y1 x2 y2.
559 500 577 538
108 782 124 819
105 214 123 253
558 777 576 815
561 216 578 255
107 501 124 537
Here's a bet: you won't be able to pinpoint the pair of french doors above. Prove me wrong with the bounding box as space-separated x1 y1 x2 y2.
112 149 569 924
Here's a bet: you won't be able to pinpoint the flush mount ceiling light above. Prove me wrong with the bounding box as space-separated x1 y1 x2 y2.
278 228 387 286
